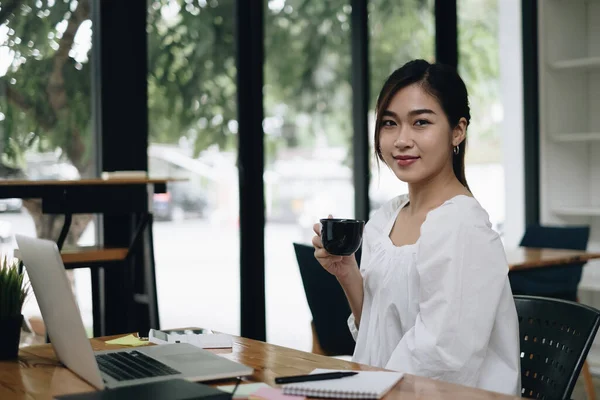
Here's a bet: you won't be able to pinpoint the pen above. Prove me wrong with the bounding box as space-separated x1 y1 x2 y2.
275 371 358 384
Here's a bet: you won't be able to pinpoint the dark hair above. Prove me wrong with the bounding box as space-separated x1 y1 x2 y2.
374 59 471 190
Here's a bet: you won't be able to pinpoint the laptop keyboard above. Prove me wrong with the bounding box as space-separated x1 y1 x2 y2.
96 351 181 382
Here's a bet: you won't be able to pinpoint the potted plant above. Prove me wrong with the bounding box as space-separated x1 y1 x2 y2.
0 256 28 360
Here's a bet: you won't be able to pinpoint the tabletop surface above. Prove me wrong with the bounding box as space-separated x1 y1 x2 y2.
0 332 520 400
507 247 600 271
0 177 181 186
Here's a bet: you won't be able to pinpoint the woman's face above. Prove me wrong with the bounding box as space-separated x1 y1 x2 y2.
378 83 464 185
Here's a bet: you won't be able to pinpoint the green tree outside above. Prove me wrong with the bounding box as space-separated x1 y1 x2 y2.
0 0 500 236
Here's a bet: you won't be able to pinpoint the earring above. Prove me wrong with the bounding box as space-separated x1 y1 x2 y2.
453 145 459 155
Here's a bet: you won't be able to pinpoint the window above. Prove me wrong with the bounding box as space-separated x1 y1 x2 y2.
0 0 95 337
368 0 435 211
458 0 504 235
264 0 354 350
147 0 240 334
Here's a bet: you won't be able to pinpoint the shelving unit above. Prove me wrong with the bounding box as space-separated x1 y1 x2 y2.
552 207 600 217
552 132 600 142
551 56 600 71
538 0 600 372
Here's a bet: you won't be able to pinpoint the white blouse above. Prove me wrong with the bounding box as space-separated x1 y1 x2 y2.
348 194 521 396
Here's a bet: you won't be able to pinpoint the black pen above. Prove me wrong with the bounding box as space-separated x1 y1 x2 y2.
275 371 358 385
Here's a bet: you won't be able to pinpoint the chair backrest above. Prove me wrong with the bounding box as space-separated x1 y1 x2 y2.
515 295 600 400
509 224 590 300
519 224 590 251
293 243 360 356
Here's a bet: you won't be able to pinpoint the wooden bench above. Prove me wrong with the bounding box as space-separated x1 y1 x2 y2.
61 246 129 266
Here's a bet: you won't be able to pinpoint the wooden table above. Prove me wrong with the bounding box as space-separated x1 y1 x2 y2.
0 177 174 247
0 333 519 400
507 247 600 271
0 177 177 187
0 177 178 337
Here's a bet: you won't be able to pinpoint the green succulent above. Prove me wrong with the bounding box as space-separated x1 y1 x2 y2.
0 256 29 319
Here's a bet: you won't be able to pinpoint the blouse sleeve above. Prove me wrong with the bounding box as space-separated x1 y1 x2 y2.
384 205 509 386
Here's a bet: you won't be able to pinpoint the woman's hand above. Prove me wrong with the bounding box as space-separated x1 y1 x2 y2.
312 216 359 280
313 215 365 327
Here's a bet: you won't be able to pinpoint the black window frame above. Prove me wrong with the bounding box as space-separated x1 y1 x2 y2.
93 0 536 339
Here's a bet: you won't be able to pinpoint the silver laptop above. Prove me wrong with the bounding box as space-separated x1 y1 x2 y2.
15 234 253 389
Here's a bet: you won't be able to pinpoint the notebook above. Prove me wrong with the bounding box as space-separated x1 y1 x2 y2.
280 369 403 399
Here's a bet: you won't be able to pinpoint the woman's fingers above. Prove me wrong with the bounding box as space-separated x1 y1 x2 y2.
313 216 343 269
314 247 329 259
312 235 323 248
314 248 342 263
313 222 321 236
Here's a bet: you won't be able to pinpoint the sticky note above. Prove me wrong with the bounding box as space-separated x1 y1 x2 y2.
249 387 305 400
217 382 270 399
105 334 150 347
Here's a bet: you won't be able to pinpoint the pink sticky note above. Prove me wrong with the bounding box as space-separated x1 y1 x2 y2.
249 387 305 400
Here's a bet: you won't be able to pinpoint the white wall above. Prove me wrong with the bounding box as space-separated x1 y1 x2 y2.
499 0 525 249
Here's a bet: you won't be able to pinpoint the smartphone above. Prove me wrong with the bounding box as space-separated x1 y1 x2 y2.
148 328 170 344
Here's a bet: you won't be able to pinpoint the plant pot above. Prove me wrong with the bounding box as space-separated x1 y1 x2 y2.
0 314 23 360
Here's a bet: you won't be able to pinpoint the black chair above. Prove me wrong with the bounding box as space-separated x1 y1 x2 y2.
293 243 360 356
515 295 600 400
509 224 590 301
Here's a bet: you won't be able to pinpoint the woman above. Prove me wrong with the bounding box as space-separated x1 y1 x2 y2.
312 60 520 395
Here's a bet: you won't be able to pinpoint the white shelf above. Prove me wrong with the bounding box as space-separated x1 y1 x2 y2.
553 207 600 217
551 57 600 71
541 0 600 361
552 132 600 142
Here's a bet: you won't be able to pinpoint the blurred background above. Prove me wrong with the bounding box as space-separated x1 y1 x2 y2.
0 0 514 352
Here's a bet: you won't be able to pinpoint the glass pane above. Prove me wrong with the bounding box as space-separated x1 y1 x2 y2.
0 1 95 341
458 0 504 235
368 0 435 213
147 0 240 335
264 0 354 351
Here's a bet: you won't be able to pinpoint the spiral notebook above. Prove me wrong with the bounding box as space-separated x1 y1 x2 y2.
280 369 403 399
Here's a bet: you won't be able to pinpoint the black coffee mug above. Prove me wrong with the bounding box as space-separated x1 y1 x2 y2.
320 218 365 256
